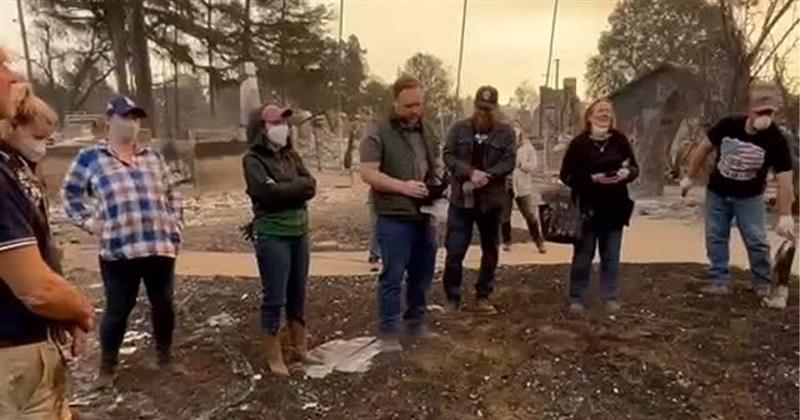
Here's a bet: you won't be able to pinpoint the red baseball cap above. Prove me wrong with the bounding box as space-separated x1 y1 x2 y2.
261 104 293 124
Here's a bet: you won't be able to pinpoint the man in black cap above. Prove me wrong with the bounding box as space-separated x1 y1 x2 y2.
442 86 516 314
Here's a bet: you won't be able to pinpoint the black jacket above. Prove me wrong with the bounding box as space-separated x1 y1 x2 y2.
443 118 516 213
559 130 639 228
243 114 316 219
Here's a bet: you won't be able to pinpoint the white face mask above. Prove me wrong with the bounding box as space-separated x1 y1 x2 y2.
109 118 139 144
267 124 290 147
16 138 47 162
752 116 772 131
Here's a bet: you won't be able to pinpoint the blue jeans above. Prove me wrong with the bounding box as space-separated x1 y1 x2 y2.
375 216 437 336
254 235 310 334
443 206 502 302
705 190 770 286
569 226 623 303
99 256 175 364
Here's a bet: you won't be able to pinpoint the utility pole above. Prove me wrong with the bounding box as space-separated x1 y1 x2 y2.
337 0 345 167
15 0 33 80
454 0 468 115
544 0 559 88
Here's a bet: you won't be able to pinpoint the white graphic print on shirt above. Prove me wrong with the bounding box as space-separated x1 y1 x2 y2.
717 137 766 181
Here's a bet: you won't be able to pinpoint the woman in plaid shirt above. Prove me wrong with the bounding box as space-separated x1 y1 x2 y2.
62 96 183 388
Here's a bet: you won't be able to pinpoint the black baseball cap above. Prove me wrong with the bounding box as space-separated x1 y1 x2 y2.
106 95 147 118
474 86 499 108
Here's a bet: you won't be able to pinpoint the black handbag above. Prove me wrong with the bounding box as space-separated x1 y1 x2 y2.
538 185 587 244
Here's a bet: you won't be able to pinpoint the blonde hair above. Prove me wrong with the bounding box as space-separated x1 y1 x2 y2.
0 94 58 139
582 97 616 132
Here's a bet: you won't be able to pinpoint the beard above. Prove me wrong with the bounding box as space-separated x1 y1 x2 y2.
473 112 494 133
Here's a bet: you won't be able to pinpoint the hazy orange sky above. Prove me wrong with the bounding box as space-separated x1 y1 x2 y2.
1 0 797 102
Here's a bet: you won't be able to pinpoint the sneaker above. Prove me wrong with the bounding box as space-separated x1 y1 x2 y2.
748 284 771 297
406 323 440 341
700 284 731 295
502 243 512 252
474 299 499 315
568 302 586 315
157 352 188 375
377 336 403 353
536 243 547 254
762 285 789 309
604 300 621 314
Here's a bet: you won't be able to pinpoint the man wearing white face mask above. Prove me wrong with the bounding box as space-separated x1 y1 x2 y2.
682 82 795 296
242 104 317 376
62 95 183 388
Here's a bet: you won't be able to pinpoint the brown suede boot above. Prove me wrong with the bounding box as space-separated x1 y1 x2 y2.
262 333 290 376
288 320 322 365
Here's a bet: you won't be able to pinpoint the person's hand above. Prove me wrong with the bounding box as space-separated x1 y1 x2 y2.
77 310 95 333
616 168 630 180
470 170 490 188
591 173 620 184
401 180 429 199
679 176 693 197
776 215 796 240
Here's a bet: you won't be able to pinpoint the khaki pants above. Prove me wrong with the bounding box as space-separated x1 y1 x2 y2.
0 340 71 420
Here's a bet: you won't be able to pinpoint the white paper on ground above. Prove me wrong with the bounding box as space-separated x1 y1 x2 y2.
303 336 383 379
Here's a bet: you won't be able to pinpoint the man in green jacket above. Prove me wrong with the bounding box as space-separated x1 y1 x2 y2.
359 75 444 351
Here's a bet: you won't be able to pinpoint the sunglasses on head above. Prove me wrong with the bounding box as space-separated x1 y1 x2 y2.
754 109 775 117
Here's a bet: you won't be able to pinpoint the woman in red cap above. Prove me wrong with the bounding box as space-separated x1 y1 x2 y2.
243 103 319 376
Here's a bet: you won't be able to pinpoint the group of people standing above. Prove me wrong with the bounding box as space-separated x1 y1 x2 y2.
0 44 796 419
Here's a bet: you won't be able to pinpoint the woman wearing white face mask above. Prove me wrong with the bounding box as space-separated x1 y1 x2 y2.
62 95 184 388
0 95 56 165
242 103 318 376
559 98 639 314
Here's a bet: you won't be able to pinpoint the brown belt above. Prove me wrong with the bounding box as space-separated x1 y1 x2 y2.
0 331 49 349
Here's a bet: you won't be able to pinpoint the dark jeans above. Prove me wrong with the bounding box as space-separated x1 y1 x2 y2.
501 193 544 246
569 225 623 303
375 216 437 336
254 235 310 334
443 205 502 303
99 256 176 365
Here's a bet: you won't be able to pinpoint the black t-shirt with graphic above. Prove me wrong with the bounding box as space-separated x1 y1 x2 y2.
707 115 793 198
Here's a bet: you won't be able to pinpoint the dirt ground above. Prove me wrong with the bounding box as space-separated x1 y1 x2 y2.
52 173 797 419
64 262 798 420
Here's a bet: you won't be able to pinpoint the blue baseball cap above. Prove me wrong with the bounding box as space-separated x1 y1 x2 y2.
106 95 147 118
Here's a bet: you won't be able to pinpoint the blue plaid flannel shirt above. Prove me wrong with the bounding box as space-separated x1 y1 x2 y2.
61 143 183 260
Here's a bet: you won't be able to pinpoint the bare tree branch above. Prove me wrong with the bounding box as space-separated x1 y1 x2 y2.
750 0 795 62
753 17 800 76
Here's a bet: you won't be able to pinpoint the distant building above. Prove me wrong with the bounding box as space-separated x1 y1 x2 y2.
532 77 582 141
609 63 702 196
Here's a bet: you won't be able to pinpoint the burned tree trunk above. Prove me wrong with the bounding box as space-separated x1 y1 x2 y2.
129 0 156 136
104 0 129 95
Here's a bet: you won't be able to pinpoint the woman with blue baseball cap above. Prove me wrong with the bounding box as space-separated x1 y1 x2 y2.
62 95 184 388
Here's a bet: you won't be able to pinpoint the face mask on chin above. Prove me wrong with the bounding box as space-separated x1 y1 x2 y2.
752 115 772 131
590 124 610 139
15 138 47 163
